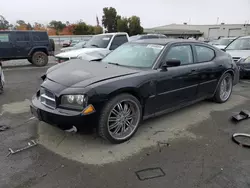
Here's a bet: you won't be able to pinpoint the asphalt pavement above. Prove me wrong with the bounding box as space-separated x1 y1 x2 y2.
1 65 250 188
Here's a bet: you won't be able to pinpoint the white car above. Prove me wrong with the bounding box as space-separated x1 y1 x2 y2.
212 37 236 50
55 32 130 63
225 36 250 78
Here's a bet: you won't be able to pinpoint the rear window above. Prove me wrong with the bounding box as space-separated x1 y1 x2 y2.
32 32 48 41
16 32 30 41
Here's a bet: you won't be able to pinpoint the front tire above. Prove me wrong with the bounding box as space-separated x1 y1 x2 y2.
213 73 233 103
31 52 48 67
98 93 142 144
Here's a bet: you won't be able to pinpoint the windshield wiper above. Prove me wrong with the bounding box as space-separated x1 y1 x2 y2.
107 62 121 66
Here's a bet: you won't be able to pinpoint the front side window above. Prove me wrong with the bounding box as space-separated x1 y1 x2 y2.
165 45 193 65
101 43 164 68
110 35 128 50
195 45 215 63
0 34 9 42
84 34 112 48
226 38 250 50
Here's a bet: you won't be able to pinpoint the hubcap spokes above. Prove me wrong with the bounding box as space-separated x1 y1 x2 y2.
220 76 232 101
108 100 139 140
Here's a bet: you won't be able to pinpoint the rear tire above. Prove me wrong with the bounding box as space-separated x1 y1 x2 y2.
213 73 233 103
31 51 48 67
97 93 142 144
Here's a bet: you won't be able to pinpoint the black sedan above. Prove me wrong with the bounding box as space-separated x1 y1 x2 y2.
30 39 239 144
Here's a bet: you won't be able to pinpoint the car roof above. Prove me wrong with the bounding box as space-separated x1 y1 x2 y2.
238 35 250 39
98 32 128 36
130 38 205 45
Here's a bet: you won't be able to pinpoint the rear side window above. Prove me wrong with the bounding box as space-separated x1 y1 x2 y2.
195 45 215 63
0 34 9 42
15 32 30 41
32 32 48 41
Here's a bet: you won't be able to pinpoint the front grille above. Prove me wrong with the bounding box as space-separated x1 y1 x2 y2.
232 57 241 63
40 87 56 109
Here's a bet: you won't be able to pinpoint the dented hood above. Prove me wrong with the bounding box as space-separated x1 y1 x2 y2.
46 59 139 88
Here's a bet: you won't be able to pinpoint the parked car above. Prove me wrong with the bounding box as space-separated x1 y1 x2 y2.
212 37 236 50
31 39 239 144
62 40 72 47
60 41 87 53
0 31 54 66
55 32 129 63
225 36 250 78
70 40 80 47
129 34 167 41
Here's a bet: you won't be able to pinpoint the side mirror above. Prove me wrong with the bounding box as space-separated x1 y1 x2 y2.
162 59 181 69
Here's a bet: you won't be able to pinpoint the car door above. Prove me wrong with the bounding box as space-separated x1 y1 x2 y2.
154 44 199 112
13 31 31 58
109 35 128 50
193 45 223 98
0 32 12 59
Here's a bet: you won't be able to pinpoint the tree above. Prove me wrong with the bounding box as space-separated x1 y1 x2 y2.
60 24 75 35
47 28 57 35
33 22 46 31
15 20 28 30
102 7 118 32
0 15 10 30
117 17 129 33
73 22 89 35
94 26 103 34
49 20 66 35
128 16 143 36
26 23 33 30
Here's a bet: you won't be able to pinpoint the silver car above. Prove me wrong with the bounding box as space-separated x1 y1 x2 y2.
225 36 250 78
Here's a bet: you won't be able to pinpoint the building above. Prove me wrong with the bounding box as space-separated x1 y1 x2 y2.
144 23 250 40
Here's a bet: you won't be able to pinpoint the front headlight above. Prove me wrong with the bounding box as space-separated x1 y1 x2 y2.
60 94 88 110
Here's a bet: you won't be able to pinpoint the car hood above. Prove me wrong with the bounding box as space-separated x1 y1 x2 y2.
46 59 140 88
213 44 226 49
55 47 105 58
226 50 250 58
60 46 79 52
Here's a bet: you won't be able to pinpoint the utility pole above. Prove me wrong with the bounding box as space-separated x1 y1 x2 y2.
216 17 219 25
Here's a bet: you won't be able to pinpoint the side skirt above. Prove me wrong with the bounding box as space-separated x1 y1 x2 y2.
143 96 210 121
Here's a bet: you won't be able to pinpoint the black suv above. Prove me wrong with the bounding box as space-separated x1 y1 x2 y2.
0 31 54 66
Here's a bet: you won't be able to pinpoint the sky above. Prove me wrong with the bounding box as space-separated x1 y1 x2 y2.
1 0 250 28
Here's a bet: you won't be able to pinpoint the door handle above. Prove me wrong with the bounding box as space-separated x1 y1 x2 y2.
188 69 197 75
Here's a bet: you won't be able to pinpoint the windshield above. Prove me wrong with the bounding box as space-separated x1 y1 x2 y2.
226 38 250 50
84 34 112 48
74 41 86 48
215 38 234 45
101 43 164 68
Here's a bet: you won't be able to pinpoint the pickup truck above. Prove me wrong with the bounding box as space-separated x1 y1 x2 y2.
55 32 130 63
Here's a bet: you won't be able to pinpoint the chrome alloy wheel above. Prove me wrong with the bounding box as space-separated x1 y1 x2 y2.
107 99 141 140
220 74 232 101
